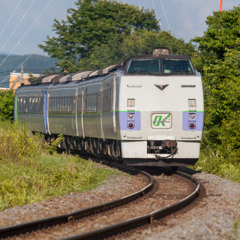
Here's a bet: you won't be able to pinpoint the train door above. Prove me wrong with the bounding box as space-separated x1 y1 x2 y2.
102 74 117 139
14 89 18 122
44 89 48 134
82 87 87 138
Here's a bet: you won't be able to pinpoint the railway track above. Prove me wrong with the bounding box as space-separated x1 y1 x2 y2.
0 162 200 240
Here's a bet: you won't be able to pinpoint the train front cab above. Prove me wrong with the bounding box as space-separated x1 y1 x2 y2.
118 50 204 167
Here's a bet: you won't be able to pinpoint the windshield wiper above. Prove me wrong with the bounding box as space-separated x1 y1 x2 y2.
164 70 192 75
128 71 158 75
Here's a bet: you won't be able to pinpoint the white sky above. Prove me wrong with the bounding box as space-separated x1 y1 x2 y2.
0 0 239 56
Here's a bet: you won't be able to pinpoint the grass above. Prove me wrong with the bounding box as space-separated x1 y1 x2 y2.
0 121 122 211
227 220 239 240
0 153 121 211
192 147 240 184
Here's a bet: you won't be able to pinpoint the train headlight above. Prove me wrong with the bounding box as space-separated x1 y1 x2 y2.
189 123 196 129
128 122 134 129
190 114 195 119
153 48 169 56
128 113 134 119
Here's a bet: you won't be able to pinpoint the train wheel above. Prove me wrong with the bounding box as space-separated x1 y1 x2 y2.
171 166 178 172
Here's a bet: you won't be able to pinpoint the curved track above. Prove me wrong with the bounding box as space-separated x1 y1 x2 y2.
61 170 200 240
0 164 153 239
0 163 200 240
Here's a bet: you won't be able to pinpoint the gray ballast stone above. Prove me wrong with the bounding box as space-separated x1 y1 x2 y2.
144 168 240 240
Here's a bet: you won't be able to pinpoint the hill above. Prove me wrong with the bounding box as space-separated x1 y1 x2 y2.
0 54 57 88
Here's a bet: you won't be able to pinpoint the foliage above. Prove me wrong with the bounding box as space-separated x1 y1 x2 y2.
28 72 39 84
191 6 240 162
0 90 14 122
78 29 196 71
0 121 122 211
0 153 120 211
0 121 43 161
202 43 240 152
45 134 65 155
194 147 240 184
192 6 240 68
39 0 159 72
227 220 239 240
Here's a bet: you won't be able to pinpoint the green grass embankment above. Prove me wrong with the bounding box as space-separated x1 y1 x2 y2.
192 147 240 184
0 121 121 211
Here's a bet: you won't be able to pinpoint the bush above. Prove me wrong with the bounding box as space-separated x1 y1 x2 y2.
0 90 14 122
0 121 43 162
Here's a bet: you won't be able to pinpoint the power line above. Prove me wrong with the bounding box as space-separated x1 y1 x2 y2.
0 0 54 68
0 32 55 86
0 0 36 54
0 69 20 74
0 0 23 39
151 0 159 19
137 0 142 8
159 0 171 31
159 0 179 19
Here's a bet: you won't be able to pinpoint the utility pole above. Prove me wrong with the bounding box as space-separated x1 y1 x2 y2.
20 65 24 84
220 0 223 12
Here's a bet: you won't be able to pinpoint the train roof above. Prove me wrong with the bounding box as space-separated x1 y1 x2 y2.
19 48 192 88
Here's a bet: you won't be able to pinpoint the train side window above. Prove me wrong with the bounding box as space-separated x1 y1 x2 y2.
49 98 52 112
62 97 65 112
68 97 72 112
64 97 67 112
23 98 26 112
86 93 97 113
18 98 22 112
35 98 38 113
57 98 60 112
52 98 54 112
59 97 62 112
78 95 82 113
39 98 42 113
54 98 57 112
103 89 111 112
29 97 32 112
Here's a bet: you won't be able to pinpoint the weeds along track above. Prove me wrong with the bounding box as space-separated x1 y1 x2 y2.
0 163 153 239
0 162 200 240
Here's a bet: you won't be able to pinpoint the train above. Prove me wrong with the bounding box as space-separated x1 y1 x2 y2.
14 48 204 168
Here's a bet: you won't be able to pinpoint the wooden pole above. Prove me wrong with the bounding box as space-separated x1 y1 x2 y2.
220 0 223 12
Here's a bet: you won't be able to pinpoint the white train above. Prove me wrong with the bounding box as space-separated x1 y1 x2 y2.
15 48 204 167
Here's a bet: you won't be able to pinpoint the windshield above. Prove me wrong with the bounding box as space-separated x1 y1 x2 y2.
127 59 160 74
163 59 193 74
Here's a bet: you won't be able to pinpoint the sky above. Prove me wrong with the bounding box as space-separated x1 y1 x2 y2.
0 0 239 57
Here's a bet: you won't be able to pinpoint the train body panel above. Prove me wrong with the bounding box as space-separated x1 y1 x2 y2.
15 49 204 167
48 83 78 136
16 84 49 133
118 74 204 161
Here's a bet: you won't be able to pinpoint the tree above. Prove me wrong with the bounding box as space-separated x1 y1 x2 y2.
191 6 240 70
191 6 240 158
78 29 196 71
0 90 15 122
39 0 159 72
28 72 39 84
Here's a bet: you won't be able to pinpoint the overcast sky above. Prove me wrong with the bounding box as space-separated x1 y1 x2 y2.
0 0 239 57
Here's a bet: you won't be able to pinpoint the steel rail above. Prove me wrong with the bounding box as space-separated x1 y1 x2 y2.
0 166 154 239
62 170 200 240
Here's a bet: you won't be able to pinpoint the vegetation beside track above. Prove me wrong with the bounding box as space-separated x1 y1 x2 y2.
0 121 121 211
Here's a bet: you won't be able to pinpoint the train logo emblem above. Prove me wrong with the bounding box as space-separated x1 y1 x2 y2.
152 114 171 128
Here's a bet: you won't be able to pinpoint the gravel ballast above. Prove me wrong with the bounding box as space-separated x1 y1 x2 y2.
0 169 147 228
1 167 240 240
124 167 240 240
